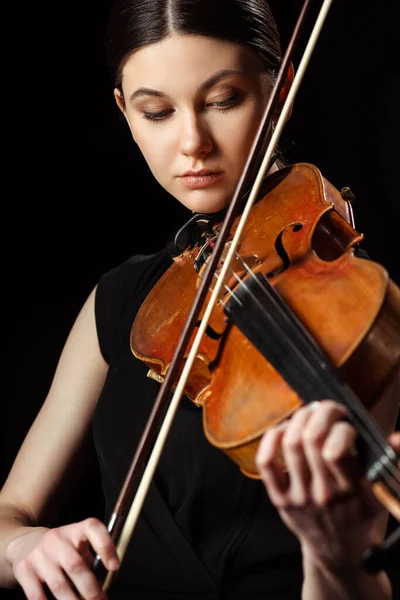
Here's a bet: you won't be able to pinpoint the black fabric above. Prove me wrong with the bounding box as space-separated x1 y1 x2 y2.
93 249 302 599
92 244 370 598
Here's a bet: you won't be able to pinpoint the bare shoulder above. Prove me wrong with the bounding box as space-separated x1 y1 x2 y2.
0 285 109 525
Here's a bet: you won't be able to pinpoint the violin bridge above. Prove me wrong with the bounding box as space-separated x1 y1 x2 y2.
197 240 259 301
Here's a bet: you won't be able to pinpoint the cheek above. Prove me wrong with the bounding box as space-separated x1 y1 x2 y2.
219 104 265 163
132 128 172 179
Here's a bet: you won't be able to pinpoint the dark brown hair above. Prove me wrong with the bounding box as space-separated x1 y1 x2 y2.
105 0 282 91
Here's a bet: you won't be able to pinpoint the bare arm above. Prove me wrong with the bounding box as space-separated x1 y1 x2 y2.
0 285 115 588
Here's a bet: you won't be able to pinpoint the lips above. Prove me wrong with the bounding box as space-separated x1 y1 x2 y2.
178 170 223 189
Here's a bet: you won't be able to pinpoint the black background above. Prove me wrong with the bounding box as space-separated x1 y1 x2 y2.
4 0 400 597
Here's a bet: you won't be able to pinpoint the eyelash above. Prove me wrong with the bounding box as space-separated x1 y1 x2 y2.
142 109 173 122
142 92 241 123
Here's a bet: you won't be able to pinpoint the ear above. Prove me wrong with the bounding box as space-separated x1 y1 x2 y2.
273 61 295 123
114 88 126 113
114 88 138 144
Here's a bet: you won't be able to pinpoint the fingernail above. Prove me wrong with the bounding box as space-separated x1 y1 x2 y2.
309 401 321 410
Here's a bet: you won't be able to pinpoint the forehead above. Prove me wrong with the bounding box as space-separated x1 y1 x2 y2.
121 33 265 94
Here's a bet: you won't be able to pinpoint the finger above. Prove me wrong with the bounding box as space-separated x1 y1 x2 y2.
256 422 290 506
55 544 106 600
14 559 48 600
301 400 350 504
321 420 360 491
280 403 319 504
65 518 120 572
34 547 78 600
38 533 105 600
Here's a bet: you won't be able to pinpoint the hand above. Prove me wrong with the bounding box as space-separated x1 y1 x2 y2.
255 400 394 570
6 518 120 599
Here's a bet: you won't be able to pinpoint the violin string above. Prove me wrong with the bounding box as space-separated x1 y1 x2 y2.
253 269 398 464
209 255 399 488
210 260 365 427
232 268 400 489
246 267 400 487
207 248 398 478
211 254 356 404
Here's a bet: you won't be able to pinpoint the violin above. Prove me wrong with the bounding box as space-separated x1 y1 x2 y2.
131 161 400 480
92 0 400 590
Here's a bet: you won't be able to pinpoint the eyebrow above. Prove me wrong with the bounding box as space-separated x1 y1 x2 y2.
128 69 245 104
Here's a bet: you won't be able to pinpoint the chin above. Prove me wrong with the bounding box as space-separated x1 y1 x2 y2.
181 191 231 215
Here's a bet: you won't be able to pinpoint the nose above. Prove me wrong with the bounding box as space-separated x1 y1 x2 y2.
179 112 213 159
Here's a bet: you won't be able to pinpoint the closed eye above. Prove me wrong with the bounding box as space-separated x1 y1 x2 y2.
141 91 242 122
142 108 174 122
207 91 242 111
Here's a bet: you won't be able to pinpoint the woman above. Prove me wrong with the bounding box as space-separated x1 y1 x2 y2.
2 0 399 599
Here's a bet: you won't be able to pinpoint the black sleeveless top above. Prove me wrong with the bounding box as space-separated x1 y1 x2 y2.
92 249 305 599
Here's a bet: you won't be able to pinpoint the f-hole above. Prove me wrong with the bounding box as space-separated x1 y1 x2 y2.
267 222 303 278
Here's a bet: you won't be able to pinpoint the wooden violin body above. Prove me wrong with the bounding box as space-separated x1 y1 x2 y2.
131 163 400 478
